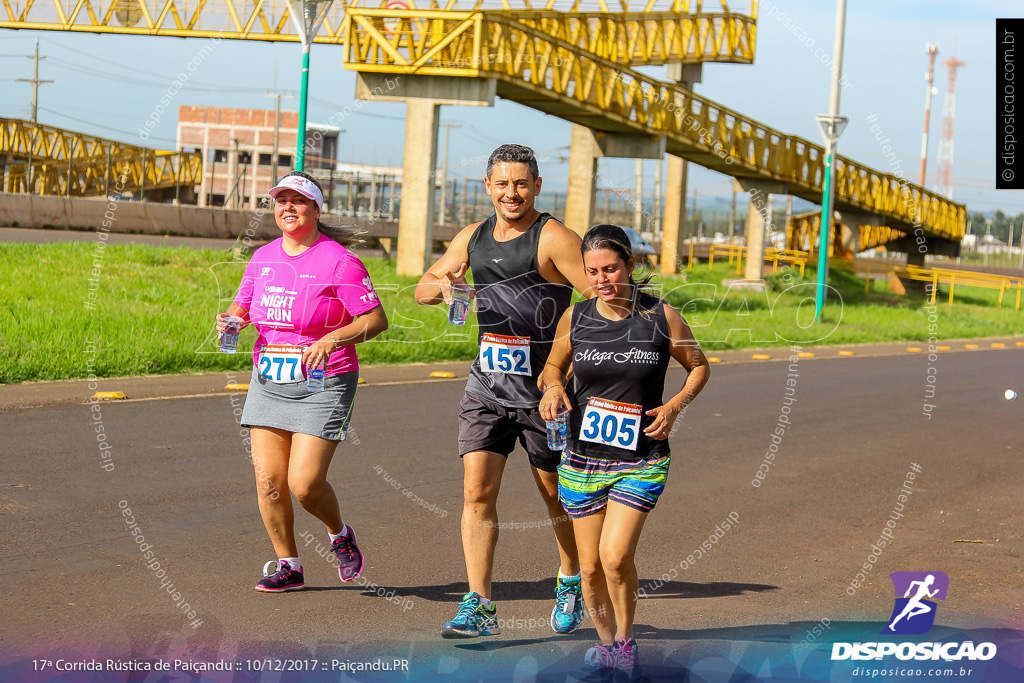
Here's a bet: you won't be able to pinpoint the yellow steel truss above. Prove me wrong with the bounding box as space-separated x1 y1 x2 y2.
0 0 345 41
0 0 754 67
344 10 963 242
788 210 909 253
1 118 202 196
505 9 755 64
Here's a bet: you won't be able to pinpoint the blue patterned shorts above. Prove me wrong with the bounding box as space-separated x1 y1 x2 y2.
557 449 671 518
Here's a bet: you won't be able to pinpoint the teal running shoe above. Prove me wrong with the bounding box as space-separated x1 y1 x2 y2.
441 591 501 638
551 574 584 633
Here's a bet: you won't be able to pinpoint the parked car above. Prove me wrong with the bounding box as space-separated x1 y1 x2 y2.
622 228 657 263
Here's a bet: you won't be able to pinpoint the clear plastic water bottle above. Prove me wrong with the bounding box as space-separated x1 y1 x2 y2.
546 407 568 451
219 315 242 354
307 365 325 392
448 284 472 326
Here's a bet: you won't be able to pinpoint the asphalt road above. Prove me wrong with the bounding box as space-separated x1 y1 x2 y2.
1 350 1022 682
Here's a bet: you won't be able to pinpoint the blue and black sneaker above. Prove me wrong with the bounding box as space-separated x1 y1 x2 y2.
441 591 501 638
551 574 584 633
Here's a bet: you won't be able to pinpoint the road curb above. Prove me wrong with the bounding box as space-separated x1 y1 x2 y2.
2 336 1020 411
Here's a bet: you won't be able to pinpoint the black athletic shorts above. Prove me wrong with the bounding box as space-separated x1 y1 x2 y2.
457 391 560 472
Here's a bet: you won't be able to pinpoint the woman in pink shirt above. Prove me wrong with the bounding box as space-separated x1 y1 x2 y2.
217 171 388 592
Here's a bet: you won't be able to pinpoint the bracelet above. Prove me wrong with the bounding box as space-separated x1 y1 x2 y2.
543 384 563 392
326 333 340 347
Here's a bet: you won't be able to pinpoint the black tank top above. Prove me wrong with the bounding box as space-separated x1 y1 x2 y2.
464 212 573 408
568 294 671 461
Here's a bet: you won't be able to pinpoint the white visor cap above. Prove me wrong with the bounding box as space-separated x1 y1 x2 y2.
269 175 324 211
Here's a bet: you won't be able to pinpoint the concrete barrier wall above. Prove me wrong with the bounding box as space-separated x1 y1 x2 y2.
0 192 464 243
0 192 283 240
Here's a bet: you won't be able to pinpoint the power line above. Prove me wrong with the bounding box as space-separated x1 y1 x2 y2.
36 105 178 146
45 56 265 92
307 96 406 120
44 40 265 92
15 38 52 123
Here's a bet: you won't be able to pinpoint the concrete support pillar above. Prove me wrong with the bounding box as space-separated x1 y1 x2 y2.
659 63 702 274
744 193 767 280
564 124 600 236
890 233 960 298
906 249 925 268
837 221 859 259
565 127 664 236
355 73 495 275
902 248 927 296
736 179 787 280
659 154 687 274
396 99 440 276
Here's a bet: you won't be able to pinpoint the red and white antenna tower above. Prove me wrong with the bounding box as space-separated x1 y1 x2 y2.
934 56 966 198
919 43 939 186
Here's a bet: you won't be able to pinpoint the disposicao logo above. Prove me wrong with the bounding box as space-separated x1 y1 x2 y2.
831 571 997 663
882 571 949 635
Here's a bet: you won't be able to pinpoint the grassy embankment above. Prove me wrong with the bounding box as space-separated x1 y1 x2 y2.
2 242 1020 383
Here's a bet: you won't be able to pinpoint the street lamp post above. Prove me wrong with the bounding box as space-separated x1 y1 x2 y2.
814 0 848 323
285 0 334 172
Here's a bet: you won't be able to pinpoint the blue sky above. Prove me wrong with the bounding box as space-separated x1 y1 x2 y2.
0 0 1016 218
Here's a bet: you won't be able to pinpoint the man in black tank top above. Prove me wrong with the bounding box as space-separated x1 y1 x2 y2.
416 144 592 639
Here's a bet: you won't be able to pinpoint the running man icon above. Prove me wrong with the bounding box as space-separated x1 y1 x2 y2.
883 571 950 635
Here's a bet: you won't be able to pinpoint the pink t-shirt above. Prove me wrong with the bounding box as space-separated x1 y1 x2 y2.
234 234 380 376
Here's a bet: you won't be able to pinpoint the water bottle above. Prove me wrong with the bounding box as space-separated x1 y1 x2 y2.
307 366 325 392
219 315 242 354
546 407 568 451
448 284 472 326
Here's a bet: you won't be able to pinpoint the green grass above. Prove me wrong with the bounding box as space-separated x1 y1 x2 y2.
2 242 1021 383
1 241 477 384
649 262 1022 349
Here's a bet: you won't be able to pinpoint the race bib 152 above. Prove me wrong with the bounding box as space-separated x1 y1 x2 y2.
479 333 532 376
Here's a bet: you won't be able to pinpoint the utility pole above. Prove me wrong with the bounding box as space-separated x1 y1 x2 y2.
16 38 52 123
1008 220 1015 267
934 56 966 198
437 121 462 227
920 43 939 186
784 195 792 249
634 159 643 233
691 186 699 239
285 0 335 171
1018 220 1024 269
265 89 294 184
814 0 849 322
653 158 662 240
729 181 737 245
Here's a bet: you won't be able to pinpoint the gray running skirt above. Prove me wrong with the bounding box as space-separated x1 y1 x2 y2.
240 366 358 441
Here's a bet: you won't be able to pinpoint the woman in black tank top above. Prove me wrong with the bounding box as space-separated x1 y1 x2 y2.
539 225 711 674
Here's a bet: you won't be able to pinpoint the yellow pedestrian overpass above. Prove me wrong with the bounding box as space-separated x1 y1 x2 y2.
1 0 965 274
1 118 202 199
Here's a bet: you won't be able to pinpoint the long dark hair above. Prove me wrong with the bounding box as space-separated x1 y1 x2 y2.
581 224 658 318
278 171 363 248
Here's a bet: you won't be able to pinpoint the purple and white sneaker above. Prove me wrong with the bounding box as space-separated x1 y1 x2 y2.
613 637 640 680
331 528 364 582
255 560 305 593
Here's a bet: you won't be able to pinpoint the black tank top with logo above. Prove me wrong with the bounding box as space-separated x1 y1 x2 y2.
568 294 671 461
464 212 573 408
